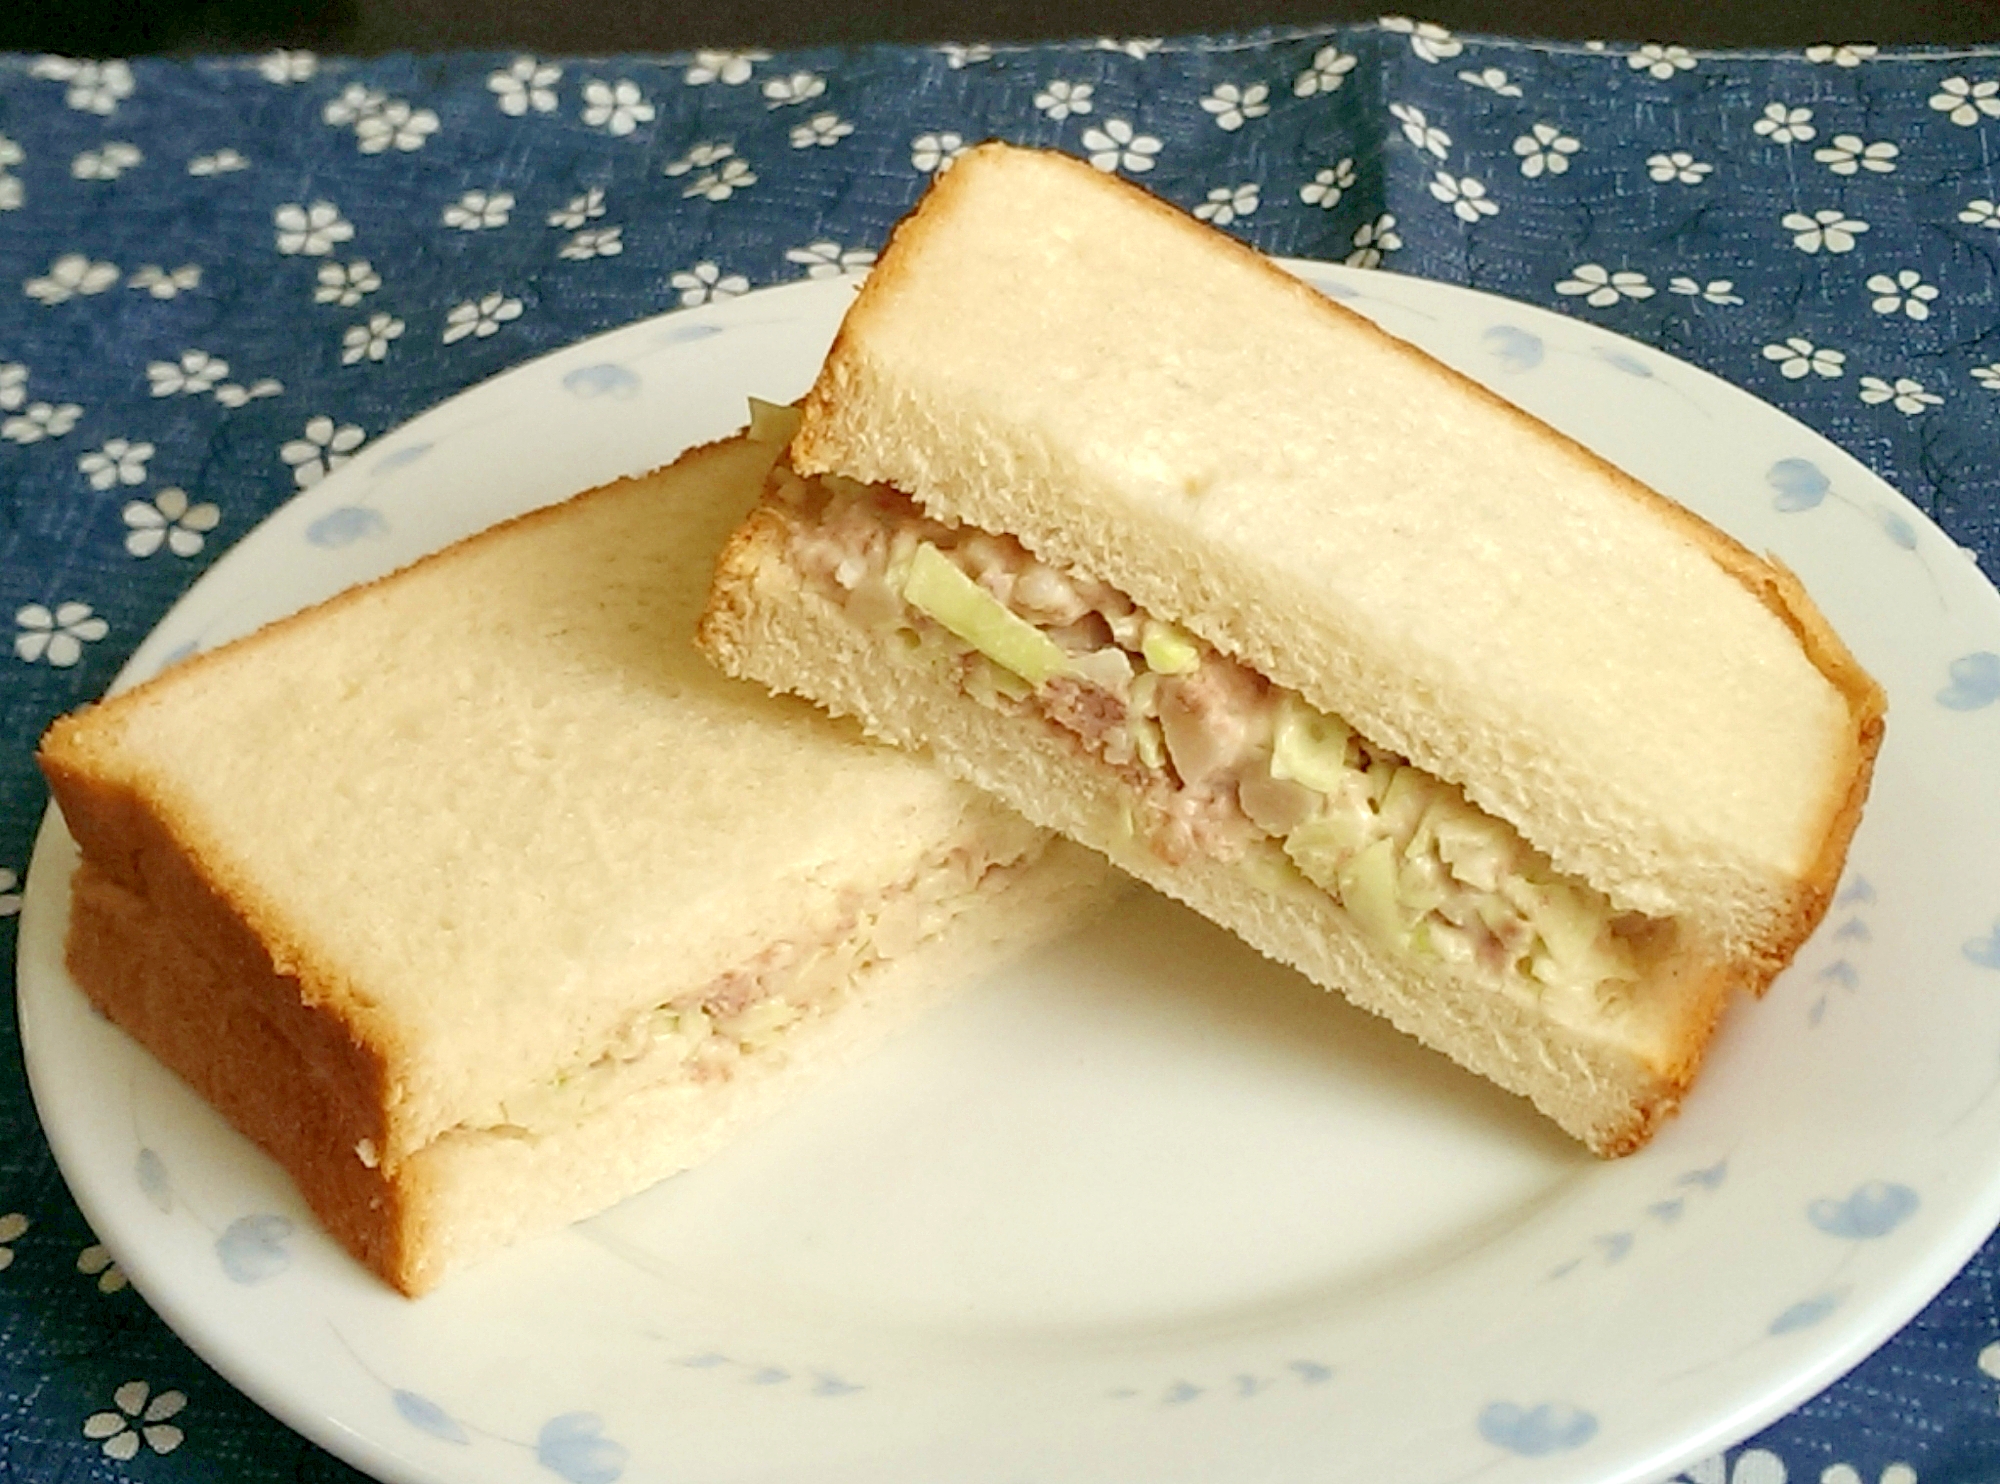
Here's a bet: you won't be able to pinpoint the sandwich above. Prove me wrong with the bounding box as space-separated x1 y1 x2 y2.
698 142 1887 1156
38 426 1115 1295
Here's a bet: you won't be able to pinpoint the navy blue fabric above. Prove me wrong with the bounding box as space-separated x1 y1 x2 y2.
0 29 1996 1482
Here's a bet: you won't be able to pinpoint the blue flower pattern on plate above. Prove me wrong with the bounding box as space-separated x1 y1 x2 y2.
535 1412 627 1484
1808 1182 1919 1241
1938 652 2000 711
561 363 642 399
1767 458 1831 512
1478 1400 1598 1456
305 506 390 548
216 1214 294 1283
394 1389 470 1445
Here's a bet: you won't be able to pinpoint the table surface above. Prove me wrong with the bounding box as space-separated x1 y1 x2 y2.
7 0 2000 57
3 16 2000 1484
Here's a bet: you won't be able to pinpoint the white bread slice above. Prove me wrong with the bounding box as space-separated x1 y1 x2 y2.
40 433 1115 1294
785 143 1884 978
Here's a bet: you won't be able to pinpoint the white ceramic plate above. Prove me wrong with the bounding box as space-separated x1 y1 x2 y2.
19 267 2000 1484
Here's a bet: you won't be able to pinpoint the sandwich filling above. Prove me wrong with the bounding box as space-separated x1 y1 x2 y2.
761 444 1681 1023
457 818 1048 1143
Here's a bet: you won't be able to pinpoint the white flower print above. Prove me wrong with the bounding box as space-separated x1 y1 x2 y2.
1346 213 1401 268
1095 37 1162 60
3 402 82 443
0 363 23 411
1762 336 1847 378
1931 77 2000 127
1390 103 1450 159
71 142 142 181
1457 66 1522 97
441 190 514 230
0 134 21 171
1753 103 1815 144
341 312 405 363
1034 81 1094 119
684 50 768 85
355 101 439 154
1668 276 1743 305
1805 44 1878 66
0 175 20 212
581 79 653 135
1960 198 2000 228
1867 269 1940 320
1081 119 1162 174
257 48 316 83
1201 82 1270 131
670 261 750 306
1193 183 1260 226
77 1242 128 1293
442 293 523 344
321 82 385 127
1647 150 1712 184
1380 16 1462 63
79 437 153 490
16 602 108 666
785 241 877 278
187 148 248 176
123 487 219 557
1300 157 1357 208
1557 263 1655 305
1821 1464 1916 1484
212 379 282 408
1859 375 1940 414
1514 123 1580 177
1430 171 1497 221
489 56 560 115
281 415 366 485
682 159 757 201
147 350 228 396
1628 43 1696 79
1665 1450 1787 1484
0 1211 27 1259
274 201 354 256
761 71 827 108
314 259 380 305
26 255 119 305
547 188 606 229
789 112 853 148
1294 45 1357 97
664 142 735 177
33 57 135 115
940 43 993 68
1976 363 2000 391
1812 134 1897 174
83 1381 185 1460
559 227 623 260
128 264 201 299
1784 208 1868 253
911 132 967 173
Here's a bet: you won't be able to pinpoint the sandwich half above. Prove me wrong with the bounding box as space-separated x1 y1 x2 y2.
39 427 1115 1295
699 142 1887 1156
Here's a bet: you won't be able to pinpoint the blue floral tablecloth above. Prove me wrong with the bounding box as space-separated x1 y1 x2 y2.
2 22 1999 1484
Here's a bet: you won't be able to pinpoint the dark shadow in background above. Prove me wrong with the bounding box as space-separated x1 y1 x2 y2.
4 0 2000 59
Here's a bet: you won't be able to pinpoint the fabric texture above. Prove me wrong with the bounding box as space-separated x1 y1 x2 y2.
0 25 1997 1483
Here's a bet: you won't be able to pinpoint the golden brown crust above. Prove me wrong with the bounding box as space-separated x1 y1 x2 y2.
66 854 418 1289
